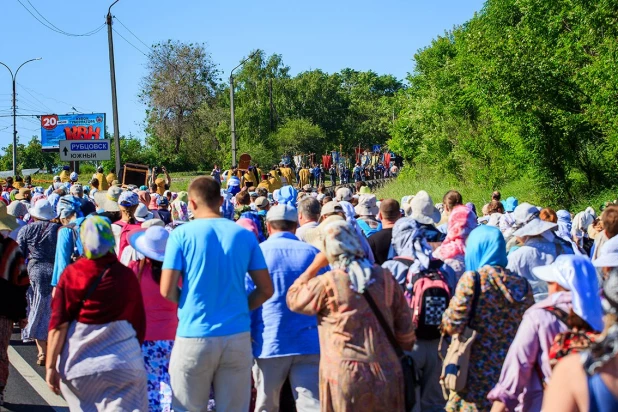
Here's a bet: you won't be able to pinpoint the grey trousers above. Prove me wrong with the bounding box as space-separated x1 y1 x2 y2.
253 354 320 412
410 338 446 412
169 332 253 412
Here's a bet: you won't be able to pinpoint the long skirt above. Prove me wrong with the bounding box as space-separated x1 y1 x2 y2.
142 340 174 412
60 369 148 412
22 262 53 342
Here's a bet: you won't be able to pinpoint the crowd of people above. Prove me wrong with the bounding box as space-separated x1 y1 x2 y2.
216 160 399 191
0 163 617 412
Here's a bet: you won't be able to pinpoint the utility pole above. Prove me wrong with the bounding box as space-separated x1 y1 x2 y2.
230 51 259 168
269 78 274 132
0 58 41 177
107 0 122 175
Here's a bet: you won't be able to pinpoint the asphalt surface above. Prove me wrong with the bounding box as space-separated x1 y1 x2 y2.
3 326 65 412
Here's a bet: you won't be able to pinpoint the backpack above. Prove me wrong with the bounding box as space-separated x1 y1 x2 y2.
61 222 82 262
395 257 452 340
545 306 597 368
239 210 267 243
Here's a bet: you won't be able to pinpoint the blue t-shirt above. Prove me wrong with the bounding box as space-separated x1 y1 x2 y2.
163 218 268 338
246 232 322 358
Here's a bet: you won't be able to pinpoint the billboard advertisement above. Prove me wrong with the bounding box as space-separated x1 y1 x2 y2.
40 113 105 149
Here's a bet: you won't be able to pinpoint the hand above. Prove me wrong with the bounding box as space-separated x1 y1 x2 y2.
46 368 61 395
18 318 28 329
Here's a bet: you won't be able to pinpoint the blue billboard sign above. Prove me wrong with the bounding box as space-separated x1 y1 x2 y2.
40 113 105 149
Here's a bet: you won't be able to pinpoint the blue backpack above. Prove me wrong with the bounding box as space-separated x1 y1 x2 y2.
239 211 267 243
356 218 382 238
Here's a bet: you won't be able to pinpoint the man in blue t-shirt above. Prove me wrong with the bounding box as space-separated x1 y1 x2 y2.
161 176 273 412
246 204 323 411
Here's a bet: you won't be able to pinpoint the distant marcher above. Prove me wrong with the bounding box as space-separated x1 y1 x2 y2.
160 177 273 411
0 209 27 406
287 220 415 412
128 226 178 411
296 197 321 243
410 190 446 243
18 199 60 366
434 205 477 282
368 199 400 265
249 205 322 411
46 215 147 411
355 194 381 237
94 166 109 191
441 225 533 411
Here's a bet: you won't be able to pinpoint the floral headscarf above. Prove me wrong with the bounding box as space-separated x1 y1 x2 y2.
321 220 373 293
171 201 189 222
57 195 83 220
391 217 433 273
175 191 188 204
79 215 115 259
435 205 477 261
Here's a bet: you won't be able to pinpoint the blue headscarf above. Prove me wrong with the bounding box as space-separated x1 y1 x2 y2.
465 225 508 271
278 186 298 206
392 217 433 272
557 210 572 240
47 193 61 217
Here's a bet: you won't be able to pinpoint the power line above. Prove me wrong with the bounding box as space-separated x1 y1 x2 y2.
16 84 85 112
113 16 152 51
16 83 52 112
112 27 148 56
16 0 105 37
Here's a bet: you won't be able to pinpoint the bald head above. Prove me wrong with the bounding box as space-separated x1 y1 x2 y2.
379 199 400 224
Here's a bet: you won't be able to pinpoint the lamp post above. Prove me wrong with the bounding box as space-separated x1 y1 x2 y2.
229 52 259 167
107 0 122 175
0 58 42 176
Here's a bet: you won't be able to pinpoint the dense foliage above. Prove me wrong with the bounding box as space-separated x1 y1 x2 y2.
389 0 618 205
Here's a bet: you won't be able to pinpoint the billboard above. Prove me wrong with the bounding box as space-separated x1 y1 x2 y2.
40 113 105 149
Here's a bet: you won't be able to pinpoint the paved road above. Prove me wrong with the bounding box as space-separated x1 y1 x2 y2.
3 326 68 412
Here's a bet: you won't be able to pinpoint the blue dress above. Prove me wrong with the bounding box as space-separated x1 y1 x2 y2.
18 220 60 341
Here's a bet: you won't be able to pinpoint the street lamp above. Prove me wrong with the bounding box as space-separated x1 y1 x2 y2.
230 51 259 167
0 58 42 176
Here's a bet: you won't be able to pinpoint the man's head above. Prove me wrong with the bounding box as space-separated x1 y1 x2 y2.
150 183 158 193
320 201 345 222
90 177 99 189
236 191 251 206
188 176 222 216
379 199 401 225
97 166 104 173
255 196 270 212
266 204 298 234
5 177 13 186
298 197 321 226
602 206 618 239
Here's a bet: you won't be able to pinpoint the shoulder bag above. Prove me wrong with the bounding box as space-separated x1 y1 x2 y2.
438 271 481 399
364 288 417 411
69 263 113 321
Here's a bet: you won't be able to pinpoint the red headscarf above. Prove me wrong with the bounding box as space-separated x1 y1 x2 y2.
435 205 477 260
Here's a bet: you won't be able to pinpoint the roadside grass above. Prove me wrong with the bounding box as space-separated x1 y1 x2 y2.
376 169 617 213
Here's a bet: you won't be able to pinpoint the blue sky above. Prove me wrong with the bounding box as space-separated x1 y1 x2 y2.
0 0 485 149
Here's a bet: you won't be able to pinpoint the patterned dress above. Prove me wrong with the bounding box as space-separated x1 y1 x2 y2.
142 340 175 412
287 267 416 412
18 220 60 341
441 266 534 412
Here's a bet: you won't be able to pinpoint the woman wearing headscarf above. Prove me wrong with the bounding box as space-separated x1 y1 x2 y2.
543 257 614 411
434 205 477 282
441 225 534 411
169 200 189 229
127 226 177 412
287 220 415 412
381 217 452 411
17 199 60 366
489 254 603 412
51 196 85 289
46 215 147 411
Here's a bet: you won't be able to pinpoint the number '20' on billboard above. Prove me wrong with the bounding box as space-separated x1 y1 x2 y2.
40 113 106 150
